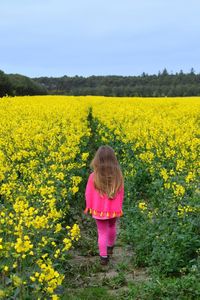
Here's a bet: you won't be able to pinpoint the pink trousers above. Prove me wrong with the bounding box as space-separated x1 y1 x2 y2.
95 217 117 256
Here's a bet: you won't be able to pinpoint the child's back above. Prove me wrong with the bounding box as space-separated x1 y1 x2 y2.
84 145 124 265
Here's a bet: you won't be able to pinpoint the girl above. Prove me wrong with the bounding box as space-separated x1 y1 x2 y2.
84 145 124 265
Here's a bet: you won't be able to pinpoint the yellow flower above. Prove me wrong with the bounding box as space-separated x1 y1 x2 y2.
164 182 171 189
176 159 185 172
12 274 23 286
81 152 89 161
172 184 185 197
70 186 79 195
138 202 147 211
14 236 33 253
3 266 8 272
63 238 72 251
30 276 36 282
185 171 195 183
54 223 62 233
0 289 5 298
70 224 81 241
160 168 168 181
52 295 60 300
35 272 40 277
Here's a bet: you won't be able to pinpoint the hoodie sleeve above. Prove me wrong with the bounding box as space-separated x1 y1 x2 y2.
119 183 124 208
84 173 93 213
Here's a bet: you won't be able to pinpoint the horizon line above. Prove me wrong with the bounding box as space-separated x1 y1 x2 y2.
2 67 199 79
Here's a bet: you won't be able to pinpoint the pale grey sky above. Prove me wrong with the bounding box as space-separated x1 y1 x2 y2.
0 0 199 77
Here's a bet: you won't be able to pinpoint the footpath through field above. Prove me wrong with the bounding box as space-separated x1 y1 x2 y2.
63 106 151 299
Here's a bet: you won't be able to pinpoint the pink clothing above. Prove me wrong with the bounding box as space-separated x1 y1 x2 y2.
95 218 117 256
84 172 124 219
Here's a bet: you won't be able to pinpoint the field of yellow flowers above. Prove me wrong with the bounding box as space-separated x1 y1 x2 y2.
0 96 91 299
92 97 200 275
0 95 199 299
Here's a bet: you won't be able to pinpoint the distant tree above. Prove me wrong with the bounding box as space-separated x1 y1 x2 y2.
0 70 12 97
8 74 48 96
190 67 195 75
179 69 184 75
141 72 147 77
161 68 169 76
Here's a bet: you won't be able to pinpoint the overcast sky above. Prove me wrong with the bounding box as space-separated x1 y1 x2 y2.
0 0 200 77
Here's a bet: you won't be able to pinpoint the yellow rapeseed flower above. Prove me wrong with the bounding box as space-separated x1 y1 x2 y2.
138 202 148 211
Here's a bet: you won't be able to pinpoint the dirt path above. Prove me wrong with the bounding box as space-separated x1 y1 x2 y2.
64 220 151 299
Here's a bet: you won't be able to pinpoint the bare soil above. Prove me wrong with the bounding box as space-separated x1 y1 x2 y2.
66 243 151 298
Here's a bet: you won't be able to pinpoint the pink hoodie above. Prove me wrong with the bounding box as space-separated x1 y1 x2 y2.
84 172 124 219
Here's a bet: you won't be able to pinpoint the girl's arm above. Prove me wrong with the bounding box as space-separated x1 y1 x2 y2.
84 173 93 213
119 183 124 208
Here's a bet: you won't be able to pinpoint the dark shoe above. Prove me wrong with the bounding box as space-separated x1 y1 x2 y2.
100 256 109 265
107 246 114 256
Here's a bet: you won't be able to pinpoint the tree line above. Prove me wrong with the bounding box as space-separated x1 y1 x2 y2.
0 70 47 97
1 68 200 97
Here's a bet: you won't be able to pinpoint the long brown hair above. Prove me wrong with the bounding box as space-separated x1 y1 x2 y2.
90 145 124 199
